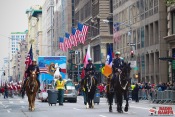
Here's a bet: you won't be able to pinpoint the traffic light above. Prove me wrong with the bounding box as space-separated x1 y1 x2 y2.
130 50 134 58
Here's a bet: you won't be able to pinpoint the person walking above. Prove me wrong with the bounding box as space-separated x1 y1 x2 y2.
55 75 67 106
4 84 8 99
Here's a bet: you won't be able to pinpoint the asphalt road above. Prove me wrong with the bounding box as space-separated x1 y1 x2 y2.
0 94 174 117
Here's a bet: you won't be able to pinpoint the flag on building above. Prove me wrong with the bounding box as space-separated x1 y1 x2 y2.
65 33 72 49
103 45 113 77
77 22 89 44
72 27 79 46
59 37 66 51
81 44 91 78
24 44 33 78
113 22 121 43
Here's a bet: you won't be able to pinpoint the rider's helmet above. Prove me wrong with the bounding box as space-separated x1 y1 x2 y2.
115 51 121 55
88 58 92 62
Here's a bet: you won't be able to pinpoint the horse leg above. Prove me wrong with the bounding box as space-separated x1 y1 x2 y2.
28 95 31 111
116 92 123 113
31 94 36 111
86 92 89 109
108 93 113 112
124 91 129 112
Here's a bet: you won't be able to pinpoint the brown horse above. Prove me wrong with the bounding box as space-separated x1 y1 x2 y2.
25 70 39 111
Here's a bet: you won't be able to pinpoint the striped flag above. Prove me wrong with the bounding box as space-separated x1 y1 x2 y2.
24 45 33 79
69 34 76 47
72 27 79 46
77 23 89 44
59 37 65 51
113 22 121 43
39 67 48 73
65 33 72 49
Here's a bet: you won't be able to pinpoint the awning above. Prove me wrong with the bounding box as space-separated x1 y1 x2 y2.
159 57 174 62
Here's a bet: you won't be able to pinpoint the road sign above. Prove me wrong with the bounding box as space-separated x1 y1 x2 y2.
128 61 137 68
172 60 175 69
127 43 136 46
69 50 74 53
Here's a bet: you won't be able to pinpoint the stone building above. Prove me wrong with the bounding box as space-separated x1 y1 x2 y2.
113 0 167 84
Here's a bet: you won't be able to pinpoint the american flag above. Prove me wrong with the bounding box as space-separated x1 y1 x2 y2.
72 27 79 46
77 23 89 44
39 67 48 73
24 45 33 78
59 37 66 51
65 33 72 49
69 34 76 47
113 22 121 43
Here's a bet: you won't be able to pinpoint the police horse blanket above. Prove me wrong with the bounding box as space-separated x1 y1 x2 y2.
25 70 39 111
81 72 97 109
107 62 131 113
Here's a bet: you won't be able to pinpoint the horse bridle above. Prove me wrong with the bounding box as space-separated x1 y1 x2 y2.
118 68 129 90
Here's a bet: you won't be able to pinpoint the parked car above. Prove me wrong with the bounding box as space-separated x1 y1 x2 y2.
64 79 77 103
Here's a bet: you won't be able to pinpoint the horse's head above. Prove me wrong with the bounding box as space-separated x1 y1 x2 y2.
120 62 131 79
30 70 37 80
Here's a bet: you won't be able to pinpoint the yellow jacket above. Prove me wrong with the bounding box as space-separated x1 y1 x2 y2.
55 79 66 90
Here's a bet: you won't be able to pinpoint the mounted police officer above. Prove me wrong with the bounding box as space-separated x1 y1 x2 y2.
110 51 124 90
81 58 97 105
84 58 96 76
21 59 40 97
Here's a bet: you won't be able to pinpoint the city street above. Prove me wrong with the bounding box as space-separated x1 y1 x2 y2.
0 95 174 117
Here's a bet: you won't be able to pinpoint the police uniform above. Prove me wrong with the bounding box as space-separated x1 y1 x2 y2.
110 52 124 89
55 78 66 105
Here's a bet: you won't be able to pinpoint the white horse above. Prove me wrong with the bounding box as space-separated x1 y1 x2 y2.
54 63 61 79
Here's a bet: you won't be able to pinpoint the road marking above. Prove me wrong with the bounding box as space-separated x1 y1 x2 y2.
130 106 149 110
73 108 80 110
9 101 13 104
0 101 2 104
7 109 11 113
20 101 24 103
99 115 106 117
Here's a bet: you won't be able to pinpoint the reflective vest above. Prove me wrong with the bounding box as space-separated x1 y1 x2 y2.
56 80 65 90
131 85 135 90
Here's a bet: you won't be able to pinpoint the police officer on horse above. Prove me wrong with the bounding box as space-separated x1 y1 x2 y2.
110 51 124 90
21 59 40 97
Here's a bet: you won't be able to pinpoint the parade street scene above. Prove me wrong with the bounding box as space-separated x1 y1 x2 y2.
0 0 175 117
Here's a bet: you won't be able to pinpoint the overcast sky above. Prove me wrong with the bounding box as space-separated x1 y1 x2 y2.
0 0 45 73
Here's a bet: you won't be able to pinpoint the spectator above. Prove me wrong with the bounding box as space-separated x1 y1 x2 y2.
134 83 139 102
4 84 8 99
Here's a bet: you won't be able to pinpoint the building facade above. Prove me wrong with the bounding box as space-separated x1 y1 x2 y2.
113 0 168 84
54 0 72 56
71 0 113 82
164 3 175 83
26 5 42 58
73 0 113 64
42 0 54 56
9 31 27 81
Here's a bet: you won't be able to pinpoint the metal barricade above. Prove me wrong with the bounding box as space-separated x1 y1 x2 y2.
170 91 175 104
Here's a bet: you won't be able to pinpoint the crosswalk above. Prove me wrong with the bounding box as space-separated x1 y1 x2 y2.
0 96 28 113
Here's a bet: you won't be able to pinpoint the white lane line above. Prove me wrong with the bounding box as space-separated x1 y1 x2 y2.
73 108 80 110
130 106 149 110
7 109 11 113
99 115 106 117
20 101 24 103
9 101 13 104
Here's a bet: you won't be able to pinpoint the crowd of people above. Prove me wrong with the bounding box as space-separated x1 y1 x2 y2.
0 82 22 98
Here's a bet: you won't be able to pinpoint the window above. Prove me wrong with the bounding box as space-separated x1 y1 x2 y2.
141 54 145 74
141 26 144 48
172 11 175 34
93 45 100 62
